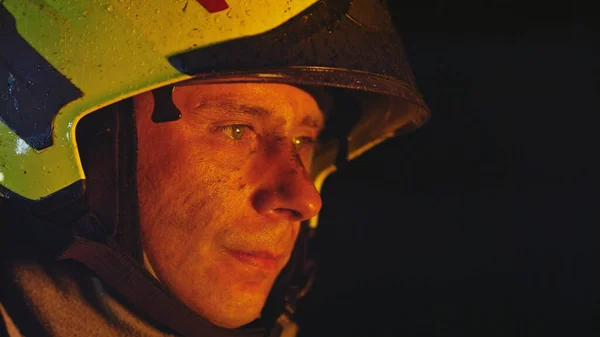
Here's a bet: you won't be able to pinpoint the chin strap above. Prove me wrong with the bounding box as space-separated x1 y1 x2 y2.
59 236 265 337
264 224 317 337
2 206 266 337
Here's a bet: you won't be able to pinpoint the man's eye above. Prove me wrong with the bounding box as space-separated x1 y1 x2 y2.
293 137 318 150
220 125 249 141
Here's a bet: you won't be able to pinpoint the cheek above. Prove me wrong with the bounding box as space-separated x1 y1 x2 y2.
137 163 240 284
137 146 249 244
136 120 259 244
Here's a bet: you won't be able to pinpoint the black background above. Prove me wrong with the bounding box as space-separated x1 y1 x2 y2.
297 1 598 336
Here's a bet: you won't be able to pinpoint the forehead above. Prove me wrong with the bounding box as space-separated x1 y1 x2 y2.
172 83 325 128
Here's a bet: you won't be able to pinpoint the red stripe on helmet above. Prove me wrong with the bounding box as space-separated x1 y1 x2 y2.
196 0 229 13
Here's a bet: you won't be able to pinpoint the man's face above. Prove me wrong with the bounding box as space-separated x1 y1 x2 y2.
134 83 323 328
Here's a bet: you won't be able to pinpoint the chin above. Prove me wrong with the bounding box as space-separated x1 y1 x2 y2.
205 303 264 329
217 316 259 329
188 288 269 329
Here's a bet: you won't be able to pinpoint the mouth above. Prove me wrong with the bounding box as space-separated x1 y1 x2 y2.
226 249 284 270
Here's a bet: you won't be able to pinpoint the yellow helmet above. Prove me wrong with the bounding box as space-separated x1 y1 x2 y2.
0 0 429 206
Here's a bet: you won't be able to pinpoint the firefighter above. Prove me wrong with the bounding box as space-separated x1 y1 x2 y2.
0 0 429 336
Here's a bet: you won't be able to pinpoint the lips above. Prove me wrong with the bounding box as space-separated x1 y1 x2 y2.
227 250 284 270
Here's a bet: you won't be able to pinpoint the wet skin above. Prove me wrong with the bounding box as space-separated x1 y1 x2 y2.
134 83 323 328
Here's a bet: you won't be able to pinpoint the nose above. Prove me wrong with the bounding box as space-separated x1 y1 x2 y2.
252 146 322 221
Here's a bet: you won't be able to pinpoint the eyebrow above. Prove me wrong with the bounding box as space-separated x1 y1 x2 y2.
198 100 324 130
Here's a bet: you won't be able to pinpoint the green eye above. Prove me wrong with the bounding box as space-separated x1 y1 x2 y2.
293 137 317 150
223 125 248 141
